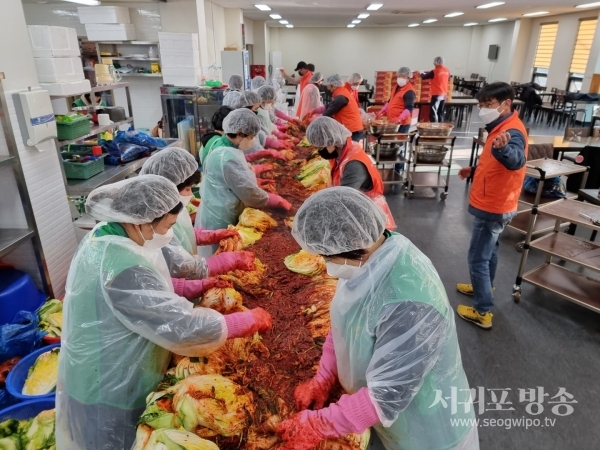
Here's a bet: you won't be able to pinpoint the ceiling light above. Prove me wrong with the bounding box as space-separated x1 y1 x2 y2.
476 2 505 9
270 14 282 19
61 0 101 4
347 24 356 28
408 23 420 27
523 11 549 16
464 22 478 26
286 24 294 28
357 13 370 19
367 3 384 10
255 4 271 11
488 17 507 22
444 12 464 18
423 19 438 23
352 20 361 24
576 2 600 8
279 20 289 24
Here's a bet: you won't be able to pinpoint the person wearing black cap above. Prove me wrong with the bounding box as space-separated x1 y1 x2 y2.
281 61 314 115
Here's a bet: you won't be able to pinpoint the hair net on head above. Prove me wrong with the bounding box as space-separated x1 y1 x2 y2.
251 76 266 90
235 90 262 109
292 186 386 255
325 74 344 87
310 72 323 84
86 175 180 225
228 74 244 90
299 84 323 119
257 84 276 103
348 73 363 84
434 56 445 65
223 108 262 135
306 116 351 148
223 90 241 108
397 66 411 77
140 147 198 186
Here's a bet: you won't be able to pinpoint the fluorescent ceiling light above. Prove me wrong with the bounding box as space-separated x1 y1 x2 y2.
464 22 478 26
352 20 362 24
286 24 294 28
476 2 505 9
523 11 549 16
488 17 507 22
270 14 282 19
255 4 271 11
444 12 464 18
367 3 384 10
408 23 420 27
61 0 100 4
357 13 370 19
279 20 289 24
576 2 600 8
423 19 438 23
348 24 356 28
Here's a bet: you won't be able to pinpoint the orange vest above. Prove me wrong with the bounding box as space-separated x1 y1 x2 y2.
431 65 450 96
332 87 363 133
344 82 360 103
388 82 415 126
331 139 397 229
470 112 529 214
296 71 314 117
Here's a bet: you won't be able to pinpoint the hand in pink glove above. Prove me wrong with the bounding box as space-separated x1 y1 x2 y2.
172 277 231 299
277 124 289 133
246 149 286 162
376 102 389 120
264 137 287 150
195 228 239 246
267 194 292 210
273 130 292 140
309 106 326 116
224 307 273 338
253 164 275 175
278 388 380 450
390 109 411 124
275 109 297 123
207 251 255 275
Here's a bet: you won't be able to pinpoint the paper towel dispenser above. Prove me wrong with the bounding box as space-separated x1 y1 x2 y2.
13 87 57 148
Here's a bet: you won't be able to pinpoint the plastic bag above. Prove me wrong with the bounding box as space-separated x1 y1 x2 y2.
523 176 567 199
113 130 167 149
100 140 151 165
0 311 45 361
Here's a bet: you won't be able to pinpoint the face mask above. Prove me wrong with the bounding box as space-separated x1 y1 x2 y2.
179 194 193 206
139 225 174 250
238 136 254 151
479 102 505 124
397 77 408 87
318 147 339 159
326 260 362 279
351 85 359 91
262 104 274 110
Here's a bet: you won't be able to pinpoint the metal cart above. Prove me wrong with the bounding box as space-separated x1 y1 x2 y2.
405 135 456 200
512 198 600 313
368 133 413 188
506 159 589 251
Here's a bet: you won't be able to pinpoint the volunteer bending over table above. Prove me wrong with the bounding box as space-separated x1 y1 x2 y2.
196 108 292 254
223 74 244 107
56 175 272 450
278 187 478 450
256 84 296 144
319 75 364 142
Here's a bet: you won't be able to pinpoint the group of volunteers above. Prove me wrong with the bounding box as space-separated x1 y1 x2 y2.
53 52 530 450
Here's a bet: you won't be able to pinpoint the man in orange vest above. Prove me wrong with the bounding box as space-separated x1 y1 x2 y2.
281 61 314 117
456 82 528 330
305 116 396 229
345 73 363 104
376 67 415 133
421 56 450 123
322 74 364 142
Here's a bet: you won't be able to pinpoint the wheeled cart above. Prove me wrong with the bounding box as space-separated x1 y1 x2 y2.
405 135 456 200
368 133 413 188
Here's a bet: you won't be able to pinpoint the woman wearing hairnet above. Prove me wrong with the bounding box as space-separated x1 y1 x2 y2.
278 187 478 450
345 72 363 104
256 84 298 147
298 84 323 121
196 109 292 255
251 76 266 91
140 147 256 288
56 175 272 450
223 74 244 107
306 116 396 229
310 72 324 87
321 75 364 142
377 67 416 133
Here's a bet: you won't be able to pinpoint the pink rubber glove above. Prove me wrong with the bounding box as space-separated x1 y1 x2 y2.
264 137 287 150
390 109 411 125
277 124 289 133
376 102 389 120
207 251 255 275
275 109 297 122
246 149 286 162
309 106 326 116
195 228 239 246
267 194 292 210
295 332 338 411
278 388 380 450
273 130 292 140
276 119 286 126
224 307 273 338
172 277 231 299
253 164 274 175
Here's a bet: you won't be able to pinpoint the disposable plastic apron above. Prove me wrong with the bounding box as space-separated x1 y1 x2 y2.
174 209 197 255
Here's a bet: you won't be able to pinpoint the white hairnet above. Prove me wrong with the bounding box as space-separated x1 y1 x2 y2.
434 56 445 65
228 74 243 90
310 72 323 84
235 90 262 109
292 186 387 255
348 73 363 84
86 175 180 225
251 76 266 90
299 84 323 120
257 84 276 103
306 116 351 148
223 90 242 108
223 108 262 135
326 74 344 87
397 67 411 77
140 147 198 186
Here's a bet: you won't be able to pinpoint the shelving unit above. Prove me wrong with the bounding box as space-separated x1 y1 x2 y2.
368 133 412 187
513 199 600 313
81 40 162 79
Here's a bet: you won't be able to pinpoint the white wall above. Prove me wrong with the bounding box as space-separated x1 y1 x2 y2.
159 0 198 34
205 1 226 67
465 22 518 83
224 8 244 50
244 17 255 45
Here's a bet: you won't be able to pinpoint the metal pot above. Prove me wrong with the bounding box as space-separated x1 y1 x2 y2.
416 145 448 163
374 143 401 158
369 123 400 135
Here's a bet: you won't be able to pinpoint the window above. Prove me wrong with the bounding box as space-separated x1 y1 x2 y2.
532 23 558 87
568 18 598 92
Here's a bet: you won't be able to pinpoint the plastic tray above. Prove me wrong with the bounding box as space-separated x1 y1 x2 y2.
6 344 60 401
62 154 106 180
0 399 55 422
56 116 91 141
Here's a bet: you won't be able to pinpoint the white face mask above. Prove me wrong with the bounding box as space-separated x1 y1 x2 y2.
350 85 359 91
262 103 274 110
238 136 254 151
479 102 505 124
326 260 362 279
397 77 408 87
179 194 193 206
139 225 174 250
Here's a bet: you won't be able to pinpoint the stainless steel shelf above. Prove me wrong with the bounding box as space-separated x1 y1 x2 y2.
0 155 15 168
119 73 162 78
530 232 600 273
58 118 133 146
0 229 34 258
49 82 131 99
507 209 570 235
407 172 447 188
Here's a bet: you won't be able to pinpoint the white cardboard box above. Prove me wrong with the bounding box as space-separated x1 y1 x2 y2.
162 66 201 87
78 6 130 24
28 26 80 58
40 79 91 97
85 24 136 41
160 51 200 69
159 32 199 53
34 57 85 83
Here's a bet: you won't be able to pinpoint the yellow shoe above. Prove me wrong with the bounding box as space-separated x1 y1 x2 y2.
456 305 493 329
456 283 474 296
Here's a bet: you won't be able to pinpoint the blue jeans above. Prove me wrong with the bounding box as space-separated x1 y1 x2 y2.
468 206 516 313
351 130 364 142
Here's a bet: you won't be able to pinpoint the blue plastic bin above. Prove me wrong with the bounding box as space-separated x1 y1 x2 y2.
0 270 46 326
6 343 60 401
0 398 55 421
